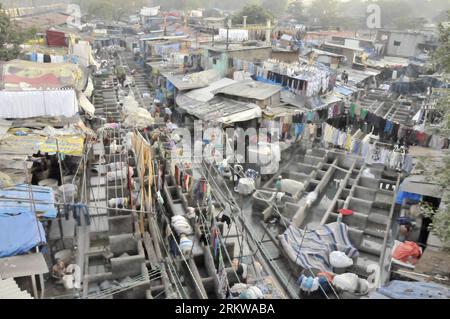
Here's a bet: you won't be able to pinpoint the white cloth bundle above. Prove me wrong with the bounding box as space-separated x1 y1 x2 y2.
107 166 133 181
330 251 354 268
171 215 193 235
179 234 193 255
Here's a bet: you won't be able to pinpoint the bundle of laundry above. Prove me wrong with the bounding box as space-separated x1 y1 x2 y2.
391 241 422 265
333 273 369 295
179 234 193 255
106 166 134 181
122 107 155 129
109 140 124 153
237 178 255 195
230 284 264 299
108 162 128 171
171 215 193 236
280 179 304 199
108 197 129 208
329 251 354 269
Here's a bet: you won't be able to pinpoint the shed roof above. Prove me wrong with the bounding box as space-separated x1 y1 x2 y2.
213 80 282 101
400 175 443 198
177 96 261 124
322 42 365 52
0 253 48 279
162 69 220 91
183 78 236 103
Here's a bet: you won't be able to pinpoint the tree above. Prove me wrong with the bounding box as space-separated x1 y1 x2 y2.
418 157 450 246
307 0 338 26
287 0 305 21
232 4 274 25
433 12 450 74
77 0 144 22
421 12 450 246
262 0 288 18
0 4 23 61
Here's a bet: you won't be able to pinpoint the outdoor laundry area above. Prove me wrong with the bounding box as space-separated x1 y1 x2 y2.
1 0 450 304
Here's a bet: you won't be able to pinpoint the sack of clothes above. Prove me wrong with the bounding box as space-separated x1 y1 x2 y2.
391 241 422 265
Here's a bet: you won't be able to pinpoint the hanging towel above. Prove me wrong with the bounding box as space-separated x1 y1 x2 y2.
360 108 368 120
349 103 356 117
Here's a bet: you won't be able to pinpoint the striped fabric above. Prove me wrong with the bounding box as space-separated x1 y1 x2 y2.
280 222 359 272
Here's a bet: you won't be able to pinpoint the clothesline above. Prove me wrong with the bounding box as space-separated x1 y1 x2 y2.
322 123 413 173
231 58 334 97
328 103 449 150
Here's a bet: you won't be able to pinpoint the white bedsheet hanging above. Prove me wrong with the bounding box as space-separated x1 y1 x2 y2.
0 89 78 118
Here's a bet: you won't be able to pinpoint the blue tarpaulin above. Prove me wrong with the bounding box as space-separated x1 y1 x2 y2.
395 182 422 205
395 191 422 205
0 184 58 219
334 85 354 96
0 212 46 257
378 280 450 299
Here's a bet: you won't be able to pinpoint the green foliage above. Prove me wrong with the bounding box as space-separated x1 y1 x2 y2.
23 27 39 41
421 11 450 246
287 0 305 21
261 0 288 17
419 157 450 245
0 4 23 61
232 4 274 25
307 0 338 26
77 0 144 22
432 11 450 74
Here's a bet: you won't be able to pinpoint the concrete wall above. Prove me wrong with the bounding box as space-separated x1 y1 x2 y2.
386 32 425 58
205 47 272 77
271 51 299 63
108 215 134 235
110 255 145 278
227 47 272 63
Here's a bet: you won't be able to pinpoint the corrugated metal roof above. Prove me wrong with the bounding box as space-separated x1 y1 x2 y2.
14 12 69 31
177 96 261 124
323 42 365 51
162 69 220 91
0 278 33 299
213 80 282 101
183 78 236 103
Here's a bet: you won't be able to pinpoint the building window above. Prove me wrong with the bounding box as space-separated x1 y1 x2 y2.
394 41 401 46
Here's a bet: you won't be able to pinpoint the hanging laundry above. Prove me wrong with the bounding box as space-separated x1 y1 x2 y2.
384 120 393 134
360 108 368 120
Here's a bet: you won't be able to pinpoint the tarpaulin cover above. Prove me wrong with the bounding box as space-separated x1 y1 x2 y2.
0 211 46 258
279 222 359 272
1 60 84 90
395 191 422 205
0 184 58 219
378 280 450 299
46 30 67 47
0 134 85 156
334 85 354 96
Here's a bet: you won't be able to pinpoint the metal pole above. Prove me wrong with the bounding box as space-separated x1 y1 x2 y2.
226 17 230 51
